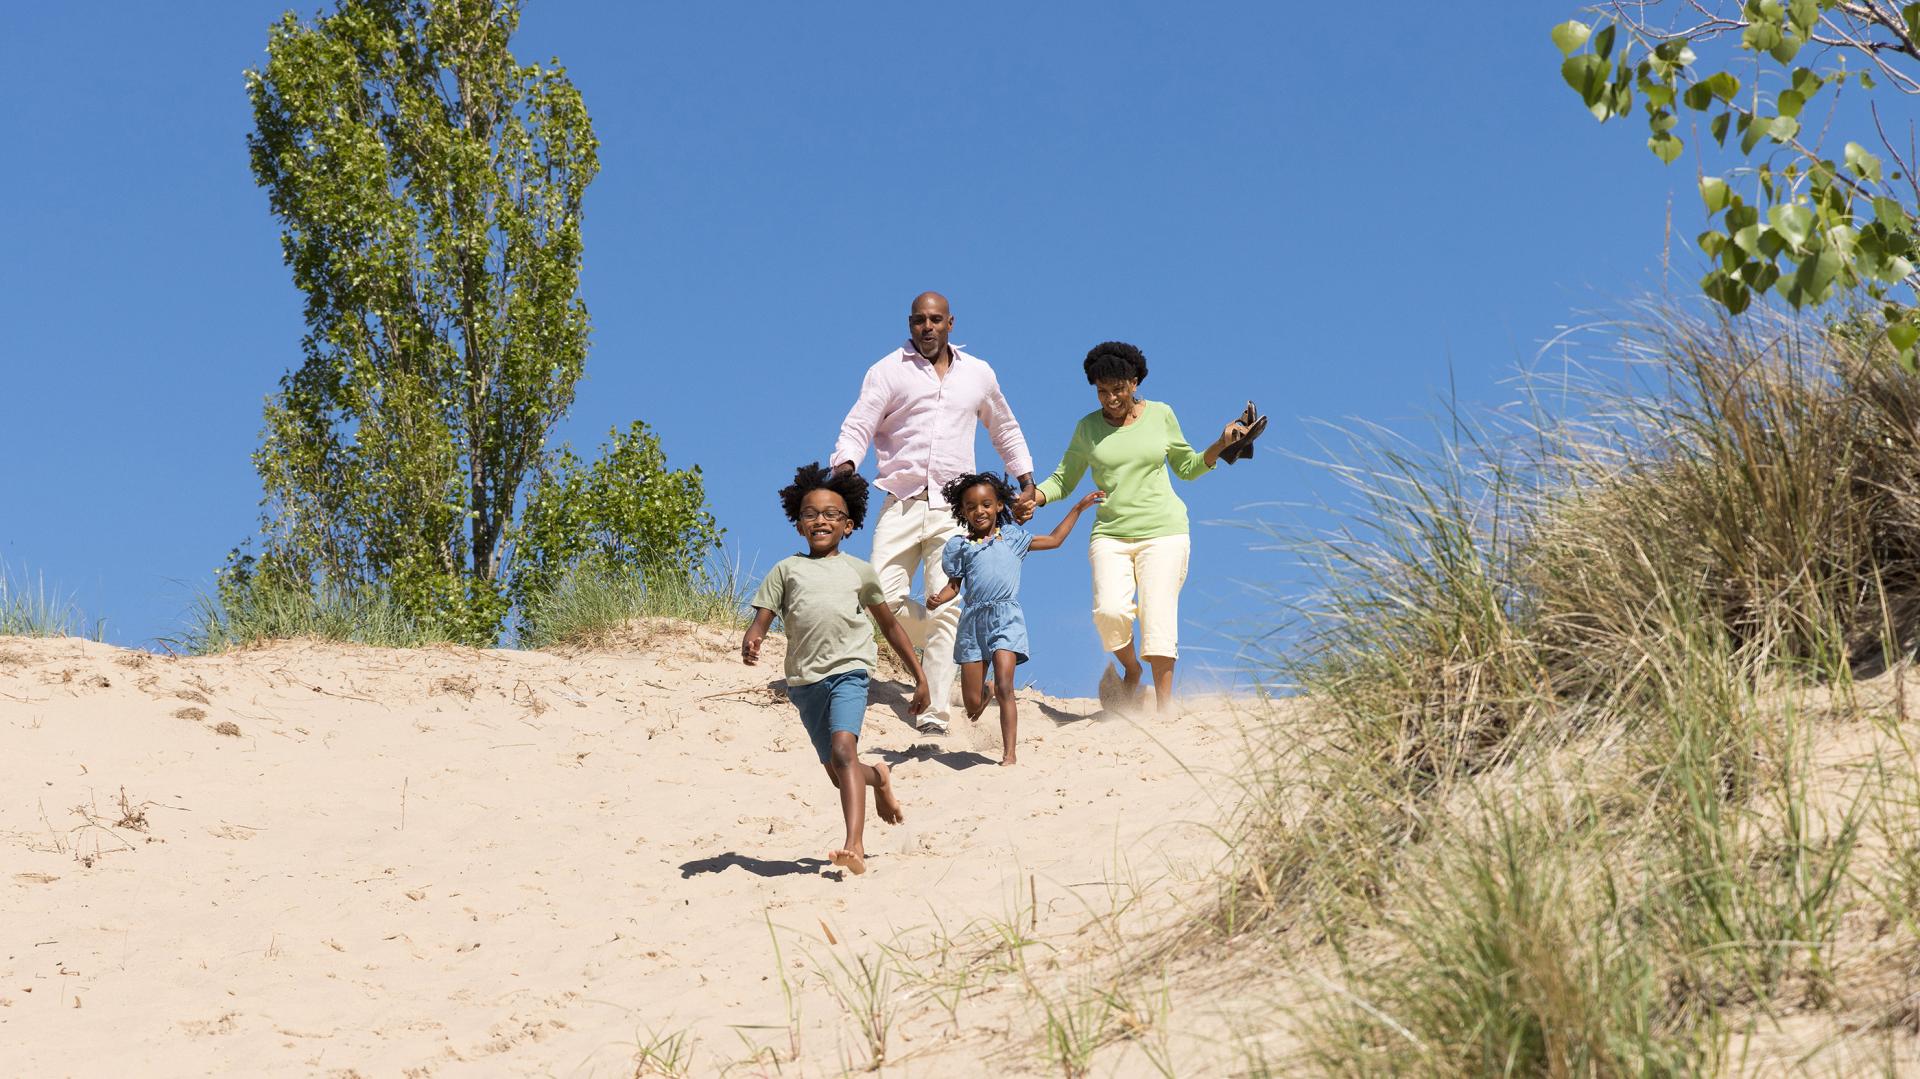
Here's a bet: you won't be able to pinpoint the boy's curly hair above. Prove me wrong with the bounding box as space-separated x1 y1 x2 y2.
779 462 871 529
1083 340 1148 385
941 472 1017 527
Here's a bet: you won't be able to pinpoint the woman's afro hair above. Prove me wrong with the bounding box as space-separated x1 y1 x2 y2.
779 462 871 530
1083 340 1148 385
940 472 1018 527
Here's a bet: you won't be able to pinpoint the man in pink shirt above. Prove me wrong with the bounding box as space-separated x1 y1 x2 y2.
832 292 1035 733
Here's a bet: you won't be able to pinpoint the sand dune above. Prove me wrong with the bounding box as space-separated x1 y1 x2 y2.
1 622 1260 1076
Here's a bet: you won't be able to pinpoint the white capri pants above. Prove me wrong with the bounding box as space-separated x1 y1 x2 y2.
1088 533 1191 659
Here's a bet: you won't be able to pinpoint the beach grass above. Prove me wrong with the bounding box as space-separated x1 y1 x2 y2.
0 562 98 639
1224 307 1920 1073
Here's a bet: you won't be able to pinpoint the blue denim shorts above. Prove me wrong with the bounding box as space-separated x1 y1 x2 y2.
788 669 868 763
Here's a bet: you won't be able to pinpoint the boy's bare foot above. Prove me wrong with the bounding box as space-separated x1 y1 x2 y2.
999 754 1017 766
829 848 867 875
874 762 904 825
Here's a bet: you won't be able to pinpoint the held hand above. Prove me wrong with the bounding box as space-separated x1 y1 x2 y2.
1218 419 1250 449
1011 486 1038 524
909 680 930 715
925 593 945 611
1076 490 1105 511
740 633 762 665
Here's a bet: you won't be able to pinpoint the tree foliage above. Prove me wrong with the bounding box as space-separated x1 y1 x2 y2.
513 420 724 637
1555 1 1920 365
240 0 718 644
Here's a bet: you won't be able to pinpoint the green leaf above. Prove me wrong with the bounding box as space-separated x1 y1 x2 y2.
1891 320 1920 353
1790 67 1821 98
1789 0 1818 34
1769 115 1800 143
1744 21 1784 52
1594 23 1617 60
1648 131 1683 164
1683 82 1713 110
1702 268 1752 314
1700 176 1732 213
1711 111 1732 144
1551 19 1592 56
1741 113 1766 154
1699 229 1730 257
1770 203 1815 248
1906 3 1920 43
1648 108 1678 132
1770 32 1803 63
1734 224 1765 257
1705 72 1741 102
1780 245 1844 307
1845 141 1884 181
1777 88 1806 117
1739 261 1781 293
1562 54 1611 108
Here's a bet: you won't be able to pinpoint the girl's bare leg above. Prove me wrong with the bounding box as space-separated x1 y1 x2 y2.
992 649 1020 765
959 661 989 721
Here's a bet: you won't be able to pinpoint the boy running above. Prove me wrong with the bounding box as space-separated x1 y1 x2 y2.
741 463 930 876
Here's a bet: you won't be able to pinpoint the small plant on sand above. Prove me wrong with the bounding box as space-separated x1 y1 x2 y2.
812 944 899 1071
630 1024 697 1077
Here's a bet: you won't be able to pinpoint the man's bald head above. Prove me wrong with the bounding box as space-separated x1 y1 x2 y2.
908 292 955 362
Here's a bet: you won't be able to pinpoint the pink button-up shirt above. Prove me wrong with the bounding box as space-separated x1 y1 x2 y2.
832 344 1034 508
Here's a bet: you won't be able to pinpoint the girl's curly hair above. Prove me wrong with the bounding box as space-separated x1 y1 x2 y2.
779 462 870 529
1083 340 1148 385
941 472 1017 527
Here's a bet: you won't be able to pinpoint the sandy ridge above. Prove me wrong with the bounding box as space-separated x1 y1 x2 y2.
1 622 1256 1076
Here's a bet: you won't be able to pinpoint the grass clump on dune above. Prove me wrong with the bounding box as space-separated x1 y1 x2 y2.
1232 307 1920 1073
518 555 746 650
181 577 456 653
0 562 99 639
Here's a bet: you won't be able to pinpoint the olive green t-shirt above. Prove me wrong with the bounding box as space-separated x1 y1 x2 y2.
1034 400 1214 540
750 553 888 687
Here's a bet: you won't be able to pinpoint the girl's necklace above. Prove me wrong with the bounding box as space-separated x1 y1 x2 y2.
966 528 1000 546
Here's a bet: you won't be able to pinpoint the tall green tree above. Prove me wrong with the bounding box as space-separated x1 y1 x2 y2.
244 0 601 641
1554 1 1920 365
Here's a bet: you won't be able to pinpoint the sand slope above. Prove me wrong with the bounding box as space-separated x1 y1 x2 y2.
0 623 1252 1076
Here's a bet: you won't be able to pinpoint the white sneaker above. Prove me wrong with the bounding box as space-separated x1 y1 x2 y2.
916 712 950 735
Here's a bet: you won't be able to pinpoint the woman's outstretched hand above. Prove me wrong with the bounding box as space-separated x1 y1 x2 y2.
1203 417 1252 468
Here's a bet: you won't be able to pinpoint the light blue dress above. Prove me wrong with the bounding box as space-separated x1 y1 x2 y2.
941 524 1033 665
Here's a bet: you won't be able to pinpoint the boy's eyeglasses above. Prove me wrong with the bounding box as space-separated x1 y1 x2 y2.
798 508 850 522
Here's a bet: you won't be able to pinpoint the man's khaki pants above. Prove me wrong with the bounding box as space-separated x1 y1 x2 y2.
869 494 962 717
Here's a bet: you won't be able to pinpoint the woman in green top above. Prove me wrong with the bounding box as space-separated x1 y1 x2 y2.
1017 341 1252 716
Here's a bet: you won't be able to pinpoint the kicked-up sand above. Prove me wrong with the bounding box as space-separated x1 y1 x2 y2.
0 621 1267 1076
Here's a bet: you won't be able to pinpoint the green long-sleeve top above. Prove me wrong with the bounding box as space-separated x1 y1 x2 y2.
1034 401 1213 540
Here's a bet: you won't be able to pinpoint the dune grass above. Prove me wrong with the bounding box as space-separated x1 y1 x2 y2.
0 562 99 639
178 577 458 653
517 555 747 649
1223 308 1920 1074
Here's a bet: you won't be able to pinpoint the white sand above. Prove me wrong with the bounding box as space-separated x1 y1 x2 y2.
0 622 1251 1076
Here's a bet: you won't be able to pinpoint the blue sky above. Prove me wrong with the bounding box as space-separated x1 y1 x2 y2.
0 3 1691 695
